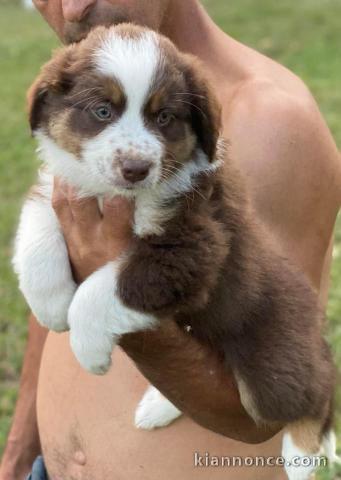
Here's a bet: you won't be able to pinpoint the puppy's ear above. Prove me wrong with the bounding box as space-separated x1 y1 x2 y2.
184 59 222 162
27 46 76 133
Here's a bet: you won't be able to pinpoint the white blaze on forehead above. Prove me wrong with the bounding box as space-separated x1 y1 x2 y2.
93 30 160 113
82 30 165 199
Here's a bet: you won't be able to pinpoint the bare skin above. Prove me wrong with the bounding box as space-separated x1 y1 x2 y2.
1 0 340 479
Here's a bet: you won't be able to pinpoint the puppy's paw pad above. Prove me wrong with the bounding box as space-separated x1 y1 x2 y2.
135 386 182 430
73 350 112 375
86 359 112 376
70 335 114 375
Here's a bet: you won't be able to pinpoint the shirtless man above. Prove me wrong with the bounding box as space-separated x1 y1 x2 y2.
1 1 340 479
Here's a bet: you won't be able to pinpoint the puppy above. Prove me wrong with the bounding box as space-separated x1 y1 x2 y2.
13 24 337 479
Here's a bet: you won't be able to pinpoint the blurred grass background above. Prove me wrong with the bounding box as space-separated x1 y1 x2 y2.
0 0 340 478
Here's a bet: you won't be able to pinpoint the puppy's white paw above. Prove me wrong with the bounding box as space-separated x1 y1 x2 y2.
27 282 75 332
68 289 118 375
67 264 119 374
68 262 157 375
135 386 182 430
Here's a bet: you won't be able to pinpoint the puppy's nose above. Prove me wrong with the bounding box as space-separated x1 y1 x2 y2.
120 159 151 183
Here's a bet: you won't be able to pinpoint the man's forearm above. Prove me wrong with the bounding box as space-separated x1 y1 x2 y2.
0 315 47 480
120 320 282 444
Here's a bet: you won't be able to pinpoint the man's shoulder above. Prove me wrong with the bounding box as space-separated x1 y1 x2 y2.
216 44 340 285
224 75 340 183
227 76 322 141
222 74 340 276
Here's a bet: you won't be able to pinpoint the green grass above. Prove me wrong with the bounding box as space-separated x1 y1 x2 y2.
0 1 59 455
0 1 340 478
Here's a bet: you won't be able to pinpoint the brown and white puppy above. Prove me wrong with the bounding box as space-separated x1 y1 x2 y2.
13 25 337 480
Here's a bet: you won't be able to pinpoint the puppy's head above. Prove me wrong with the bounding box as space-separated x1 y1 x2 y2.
29 24 222 196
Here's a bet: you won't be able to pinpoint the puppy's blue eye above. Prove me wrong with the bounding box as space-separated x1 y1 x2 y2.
92 104 112 121
157 110 174 127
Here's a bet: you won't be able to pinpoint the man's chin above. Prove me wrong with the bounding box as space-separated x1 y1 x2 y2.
62 7 131 45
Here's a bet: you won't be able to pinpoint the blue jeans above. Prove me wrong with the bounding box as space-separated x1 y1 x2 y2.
26 456 48 480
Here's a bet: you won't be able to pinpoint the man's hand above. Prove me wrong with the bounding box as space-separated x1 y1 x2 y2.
52 178 134 283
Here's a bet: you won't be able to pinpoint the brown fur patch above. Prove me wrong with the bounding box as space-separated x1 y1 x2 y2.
167 127 196 163
114 23 149 41
48 110 83 158
104 78 125 105
147 89 167 115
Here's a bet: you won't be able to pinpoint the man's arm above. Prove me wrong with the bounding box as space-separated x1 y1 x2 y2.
120 322 282 442
0 316 47 480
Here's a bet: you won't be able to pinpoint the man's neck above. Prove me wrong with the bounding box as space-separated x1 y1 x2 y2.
161 0 221 61
160 0 245 90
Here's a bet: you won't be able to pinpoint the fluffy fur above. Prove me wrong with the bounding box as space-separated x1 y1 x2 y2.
14 24 337 479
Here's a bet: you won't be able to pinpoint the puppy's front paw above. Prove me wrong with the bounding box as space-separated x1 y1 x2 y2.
69 330 116 375
68 291 118 374
68 262 157 375
135 386 182 430
67 266 119 375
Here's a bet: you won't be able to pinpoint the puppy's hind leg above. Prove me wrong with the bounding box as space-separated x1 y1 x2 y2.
282 417 337 480
135 386 182 430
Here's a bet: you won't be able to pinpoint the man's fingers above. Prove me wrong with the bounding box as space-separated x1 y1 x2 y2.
53 180 133 256
67 186 101 227
52 178 73 228
103 196 134 237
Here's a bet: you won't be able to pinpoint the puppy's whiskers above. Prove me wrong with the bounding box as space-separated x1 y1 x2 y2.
162 164 207 202
164 149 177 162
159 169 193 209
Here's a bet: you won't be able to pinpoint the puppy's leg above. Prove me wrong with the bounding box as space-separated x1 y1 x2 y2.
13 192 76 332
135 386 182 430
68 261 157 375
282 418 338 480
